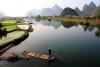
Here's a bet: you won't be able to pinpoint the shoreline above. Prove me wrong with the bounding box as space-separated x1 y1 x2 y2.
0 30 29 47
0 19 32 47
0 31 29 55
50 17 100 27
34 17 100 27
0 20 32 55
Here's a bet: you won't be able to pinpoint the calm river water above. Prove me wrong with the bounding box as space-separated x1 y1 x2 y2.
0 19 100 67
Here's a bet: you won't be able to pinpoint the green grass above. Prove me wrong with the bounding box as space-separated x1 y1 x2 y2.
0 19 26 31
1 20 17 26
0 19 29 47
0 19 28 47
0 25 17 31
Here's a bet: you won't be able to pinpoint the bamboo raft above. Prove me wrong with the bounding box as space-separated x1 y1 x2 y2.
0 55 29 61
22 51 55 61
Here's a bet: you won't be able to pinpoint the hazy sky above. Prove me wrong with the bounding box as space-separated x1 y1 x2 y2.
0 0 99 17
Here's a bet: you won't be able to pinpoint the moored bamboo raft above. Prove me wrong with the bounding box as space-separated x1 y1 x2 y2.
0 54 29 61
22 51 55 61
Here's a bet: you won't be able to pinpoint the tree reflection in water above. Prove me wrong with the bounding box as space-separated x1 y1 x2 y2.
82 25 95 32
95 27 100 38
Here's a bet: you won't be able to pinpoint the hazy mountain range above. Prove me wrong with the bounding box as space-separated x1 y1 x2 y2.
0 2 99 17
27 4 62 17
75 2 99 16
74 7 88 16
27 9 41 17
27 2 100 17
40 4 62 16
82 2 96 14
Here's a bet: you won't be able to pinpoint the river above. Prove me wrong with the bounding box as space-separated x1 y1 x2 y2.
0 19 100 67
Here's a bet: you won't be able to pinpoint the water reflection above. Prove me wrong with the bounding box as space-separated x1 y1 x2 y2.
61 22 76 28
41 20 62 29
81 25 100 38
95 27 100 38
28 19 100 38
0 32 29 55
82 25 95 32
29 20 77 29
74 24 78 27
29 20 62 29
0 19 100 67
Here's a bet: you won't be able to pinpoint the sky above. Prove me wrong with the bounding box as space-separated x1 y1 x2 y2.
0 0 99 17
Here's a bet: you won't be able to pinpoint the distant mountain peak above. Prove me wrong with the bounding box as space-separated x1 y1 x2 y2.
60 7 79 17
83 4 89 10
89 2 96 8
53 4 60 8
89 2 95 6
75 7 88 16
75 7 80 11
52 4 62 10
82 2 97 14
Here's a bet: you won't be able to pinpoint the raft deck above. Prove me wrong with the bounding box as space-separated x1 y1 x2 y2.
22 51 55 61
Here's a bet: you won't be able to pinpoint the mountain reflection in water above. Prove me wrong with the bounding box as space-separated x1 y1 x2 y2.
0 19 100 67
29 19 99 38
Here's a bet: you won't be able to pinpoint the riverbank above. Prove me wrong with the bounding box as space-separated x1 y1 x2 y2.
50 17 100 26
0 19 32 50
0 30 29 55
0 30 29 47
34 17 100 26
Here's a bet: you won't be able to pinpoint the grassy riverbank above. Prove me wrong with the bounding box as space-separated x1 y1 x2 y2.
0 19 29 31
50 17 100 26
1 20 17 25
0 19 30 48
34 16 100 26
0 30 29 47
0 25 17 31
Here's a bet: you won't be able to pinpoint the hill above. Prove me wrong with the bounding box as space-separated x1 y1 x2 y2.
60 7 79 17
27 4 62 17
40 8 54 16
40 4 62 16
75 7 88 16
51 4 62 16
82 2 96 14
27 9 40 17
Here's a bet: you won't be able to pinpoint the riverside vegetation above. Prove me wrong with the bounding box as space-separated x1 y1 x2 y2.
34 15 100 27
0 19 30 49
34 3 100 27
